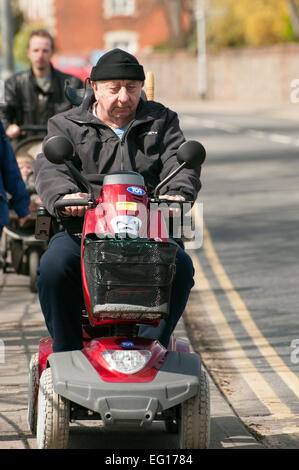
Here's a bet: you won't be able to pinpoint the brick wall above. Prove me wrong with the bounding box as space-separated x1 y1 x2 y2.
54 0 171 55
54 0 105 54
139 44 299 104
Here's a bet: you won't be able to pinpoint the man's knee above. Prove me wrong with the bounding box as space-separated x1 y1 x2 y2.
38 233 80 287
175 247 194 290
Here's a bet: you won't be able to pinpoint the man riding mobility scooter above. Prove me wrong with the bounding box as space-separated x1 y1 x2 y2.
27 133 209 449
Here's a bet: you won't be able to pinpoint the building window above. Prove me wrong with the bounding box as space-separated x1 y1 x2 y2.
18 0 54 21
104 0 136 18
104 31 138 54
18 0 55 31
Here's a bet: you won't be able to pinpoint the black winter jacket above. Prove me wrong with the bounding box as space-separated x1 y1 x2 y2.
33 93 202 215
0 66 83 132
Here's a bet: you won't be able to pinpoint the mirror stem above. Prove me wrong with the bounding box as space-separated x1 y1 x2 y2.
153 162 186 198
65 161 95 203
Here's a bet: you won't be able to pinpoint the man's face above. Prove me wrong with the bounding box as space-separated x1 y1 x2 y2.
92 80 143 127
27 36 53 72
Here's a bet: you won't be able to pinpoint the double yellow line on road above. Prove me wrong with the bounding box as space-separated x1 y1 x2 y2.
189 205 299 433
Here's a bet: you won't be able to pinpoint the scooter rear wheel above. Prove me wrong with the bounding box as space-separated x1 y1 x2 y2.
179 369 210 449
36 367 70 449
27 353 39 435
29 250 40 293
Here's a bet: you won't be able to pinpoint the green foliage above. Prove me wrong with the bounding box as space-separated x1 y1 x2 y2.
11 0 25 34
206 0 297 50
152 39 177 53
281 11 299 41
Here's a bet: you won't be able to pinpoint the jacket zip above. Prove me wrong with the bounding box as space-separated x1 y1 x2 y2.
120 139 125 171
119 120 136 172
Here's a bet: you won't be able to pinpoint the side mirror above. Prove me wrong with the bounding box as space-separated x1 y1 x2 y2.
44 135 74 165
153 140 206 198
176 140 206 169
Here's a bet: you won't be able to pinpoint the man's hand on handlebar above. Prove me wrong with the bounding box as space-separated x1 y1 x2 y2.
61 192 89 217
6 124 26 140
59 193 186 218
158 194 185 217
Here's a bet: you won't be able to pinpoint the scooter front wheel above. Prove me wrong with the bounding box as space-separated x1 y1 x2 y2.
36 367 70 449
179 369 210 449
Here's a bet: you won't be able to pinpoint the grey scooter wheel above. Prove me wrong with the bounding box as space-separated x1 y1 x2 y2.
36 367 70 449
29 250 39 293
27 353 39 435
179 369 210 449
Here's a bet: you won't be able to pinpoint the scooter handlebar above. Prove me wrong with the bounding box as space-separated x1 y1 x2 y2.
54 198 90 210
19 125 47 132
149 198 194 207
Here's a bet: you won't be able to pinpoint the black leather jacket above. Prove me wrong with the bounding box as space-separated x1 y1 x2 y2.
0 65 83 134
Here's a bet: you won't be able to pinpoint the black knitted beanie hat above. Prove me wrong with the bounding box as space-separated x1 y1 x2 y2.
90 48 145 81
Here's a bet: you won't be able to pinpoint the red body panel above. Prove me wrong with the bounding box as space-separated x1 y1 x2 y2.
82 337 168 383
37 333 190 384
38 337 53 378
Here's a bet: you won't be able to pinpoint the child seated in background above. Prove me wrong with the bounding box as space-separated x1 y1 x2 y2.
16 153 43 211
16 153 34 182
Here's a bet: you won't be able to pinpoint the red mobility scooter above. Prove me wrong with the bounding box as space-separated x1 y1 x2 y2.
27 135 209 449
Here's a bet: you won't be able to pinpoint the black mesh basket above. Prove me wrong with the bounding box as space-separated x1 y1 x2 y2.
83 237 178 321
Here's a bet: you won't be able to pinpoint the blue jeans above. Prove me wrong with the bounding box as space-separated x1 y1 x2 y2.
37 232 195 352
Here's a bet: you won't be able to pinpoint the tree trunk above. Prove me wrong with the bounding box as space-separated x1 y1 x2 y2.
287 0 299 38
162 0 186 48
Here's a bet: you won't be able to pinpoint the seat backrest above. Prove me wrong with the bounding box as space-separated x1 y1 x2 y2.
144 71 154 100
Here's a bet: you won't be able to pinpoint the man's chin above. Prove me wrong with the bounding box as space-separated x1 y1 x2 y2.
113 109 134 120
115 108 130 115
35 63 48 71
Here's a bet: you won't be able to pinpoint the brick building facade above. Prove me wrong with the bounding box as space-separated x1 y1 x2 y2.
18 0 190 56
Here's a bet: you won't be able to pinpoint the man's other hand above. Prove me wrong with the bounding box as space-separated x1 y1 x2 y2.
6 124 25 139
61 192 89 217
158 194 185 217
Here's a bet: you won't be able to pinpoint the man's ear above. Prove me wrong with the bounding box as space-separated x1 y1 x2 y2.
91 81 101 101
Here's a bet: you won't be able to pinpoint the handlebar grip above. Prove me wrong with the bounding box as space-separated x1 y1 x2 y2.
19 125 47 132
54 199 90 210
150 198 194 206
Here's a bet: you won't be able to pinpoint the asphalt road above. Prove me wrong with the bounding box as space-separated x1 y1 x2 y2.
179 107 299 449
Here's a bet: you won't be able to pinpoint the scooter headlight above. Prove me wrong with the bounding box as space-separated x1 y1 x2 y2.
102 350 151 374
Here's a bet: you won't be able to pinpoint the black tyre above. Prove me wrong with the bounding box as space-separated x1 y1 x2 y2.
178 369 210 449
27 353 39 435
29 250 39 293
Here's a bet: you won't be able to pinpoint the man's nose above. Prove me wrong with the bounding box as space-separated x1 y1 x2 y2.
118 87 130 103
